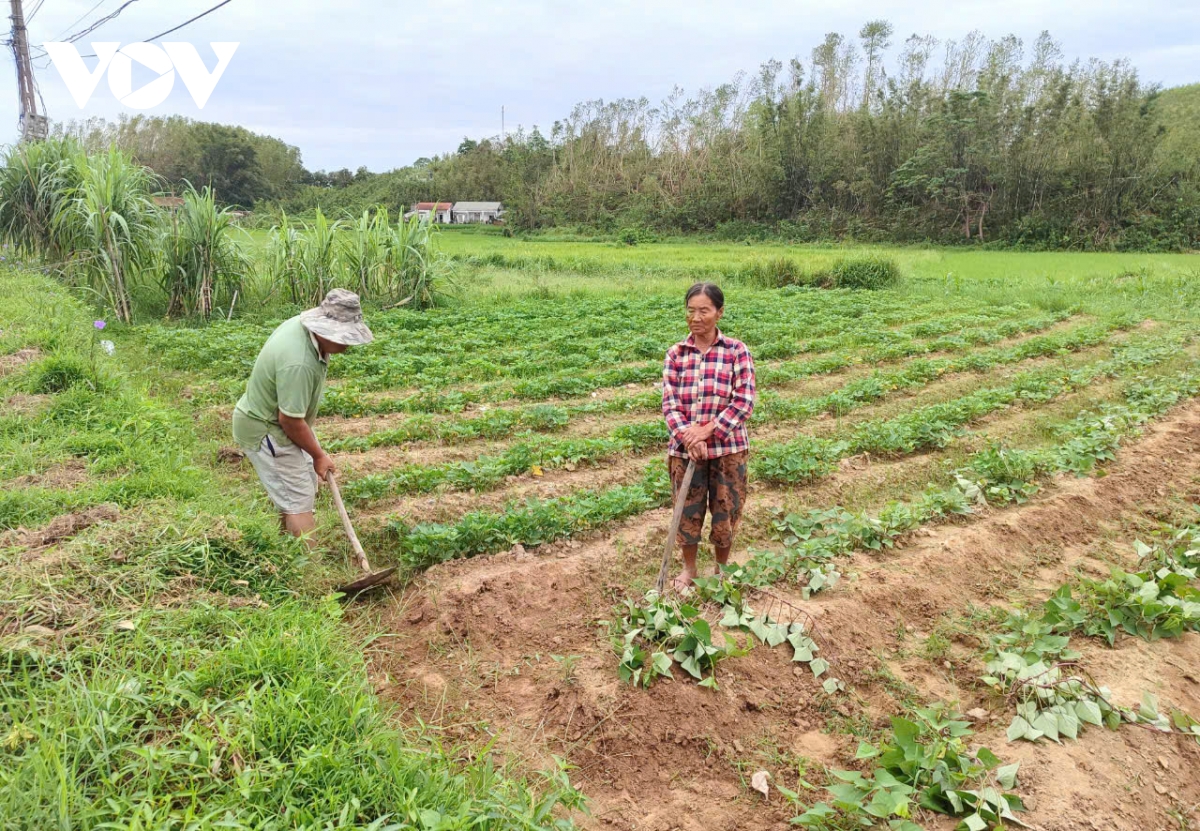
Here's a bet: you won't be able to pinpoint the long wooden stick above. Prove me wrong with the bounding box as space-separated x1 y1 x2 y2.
326 471 372 573
655 459 696 594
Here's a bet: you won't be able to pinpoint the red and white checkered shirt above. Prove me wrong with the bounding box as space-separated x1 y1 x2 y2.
662 330 756 459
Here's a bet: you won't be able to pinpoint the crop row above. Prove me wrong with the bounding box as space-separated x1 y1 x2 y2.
379 346 1200 571
614 365 1200 831
323 307 1076 427
755 331 1189 484
338 321 1134 502
342 421 667 502
324 308 1069 415
143 288 991 385
612 360 1200 699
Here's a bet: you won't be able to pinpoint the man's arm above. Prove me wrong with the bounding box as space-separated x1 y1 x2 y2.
278 412 335 479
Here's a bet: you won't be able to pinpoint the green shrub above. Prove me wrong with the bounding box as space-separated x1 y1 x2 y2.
616 226 657 245
826 255 901 289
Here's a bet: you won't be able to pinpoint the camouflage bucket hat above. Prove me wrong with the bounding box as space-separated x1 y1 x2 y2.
299 289 374 346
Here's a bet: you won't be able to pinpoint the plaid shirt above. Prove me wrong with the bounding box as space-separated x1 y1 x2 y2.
662 330 756 459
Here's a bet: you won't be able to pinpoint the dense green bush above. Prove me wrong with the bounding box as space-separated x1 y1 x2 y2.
826 255 901 289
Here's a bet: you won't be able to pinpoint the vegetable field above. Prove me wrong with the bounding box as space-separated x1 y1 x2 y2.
4 243 1200 830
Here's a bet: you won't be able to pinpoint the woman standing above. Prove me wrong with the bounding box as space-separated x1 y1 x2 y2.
662 282 756 590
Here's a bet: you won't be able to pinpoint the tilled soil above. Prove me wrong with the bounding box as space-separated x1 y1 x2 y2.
362 401 1200 831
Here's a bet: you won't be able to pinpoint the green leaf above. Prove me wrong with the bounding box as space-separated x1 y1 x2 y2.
698 675 718 689
1140 691 1160 721
719 606 741 628
1076 699 1103 726
1006 716 1031 742
679 654 702 680
976 747 1001 770
765 623 789 647
827 782 867 806
854 741 880 759
1057 710 1079 740
748 617 771 643
892 717 920 755
962 813 988 831
864 788 909 818
809 657 829 678
996 762 1020 790
792 644 815 662
1032 712 1060 742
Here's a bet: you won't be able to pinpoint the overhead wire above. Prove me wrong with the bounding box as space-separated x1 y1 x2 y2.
26 0 48 25
51 0 109 42
66 0 141 43
30 0 238 69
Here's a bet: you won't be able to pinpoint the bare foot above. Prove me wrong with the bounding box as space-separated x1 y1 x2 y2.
672 571 696 593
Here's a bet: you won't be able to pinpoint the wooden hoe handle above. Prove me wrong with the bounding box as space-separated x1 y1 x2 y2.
655 459 696 594
326 470 373 574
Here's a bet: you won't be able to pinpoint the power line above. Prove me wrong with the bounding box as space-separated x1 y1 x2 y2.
51 0 108 41
25 0 46 24
125 0 232 43
75 0 235 58
66 0 140 43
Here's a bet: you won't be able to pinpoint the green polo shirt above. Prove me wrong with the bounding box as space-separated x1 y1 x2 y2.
232 316 328 451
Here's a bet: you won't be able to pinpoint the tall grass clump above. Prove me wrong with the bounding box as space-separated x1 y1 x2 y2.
343 207 393 298
160 185 248 318
264 209 305 306
741 256 807 288
263 207 453 310
827 254 901 289
0 138 79 258
740 253 901 290
296 207 342 307
388 209 453 309
52 146 159 323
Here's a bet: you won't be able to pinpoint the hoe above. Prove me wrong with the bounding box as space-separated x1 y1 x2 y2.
654 459 696 595
325 471 397 594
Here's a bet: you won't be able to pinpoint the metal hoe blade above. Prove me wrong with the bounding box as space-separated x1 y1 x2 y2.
336 566 398 595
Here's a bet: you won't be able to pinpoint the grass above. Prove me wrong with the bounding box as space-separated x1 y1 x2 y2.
0 267 585 829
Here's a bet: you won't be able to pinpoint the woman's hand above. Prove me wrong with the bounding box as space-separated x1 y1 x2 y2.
687 441 708 462
679 421 716 449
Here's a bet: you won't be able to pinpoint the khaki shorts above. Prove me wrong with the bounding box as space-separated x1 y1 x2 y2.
668 451 749 548
245 435 319 515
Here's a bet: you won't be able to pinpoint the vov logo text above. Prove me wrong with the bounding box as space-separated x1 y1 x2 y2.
43 42 239 110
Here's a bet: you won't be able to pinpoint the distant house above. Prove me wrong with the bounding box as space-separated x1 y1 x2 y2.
410 202 452 223
152 195 185 211
451 201 503 224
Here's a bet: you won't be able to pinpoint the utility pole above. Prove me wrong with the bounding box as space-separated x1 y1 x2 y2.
9 0 47 141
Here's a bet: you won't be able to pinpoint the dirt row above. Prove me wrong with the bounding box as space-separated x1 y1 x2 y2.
320 314 1090 446
340 337 1128 529
361 400 1200 831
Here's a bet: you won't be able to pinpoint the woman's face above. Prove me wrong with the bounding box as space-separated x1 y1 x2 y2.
686 293 723 339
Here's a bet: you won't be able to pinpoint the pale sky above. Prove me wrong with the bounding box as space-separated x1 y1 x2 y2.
3 0 1197 172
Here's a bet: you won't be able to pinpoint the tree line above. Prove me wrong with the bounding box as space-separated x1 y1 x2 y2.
283 26 1200 250
56 25 1200 250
